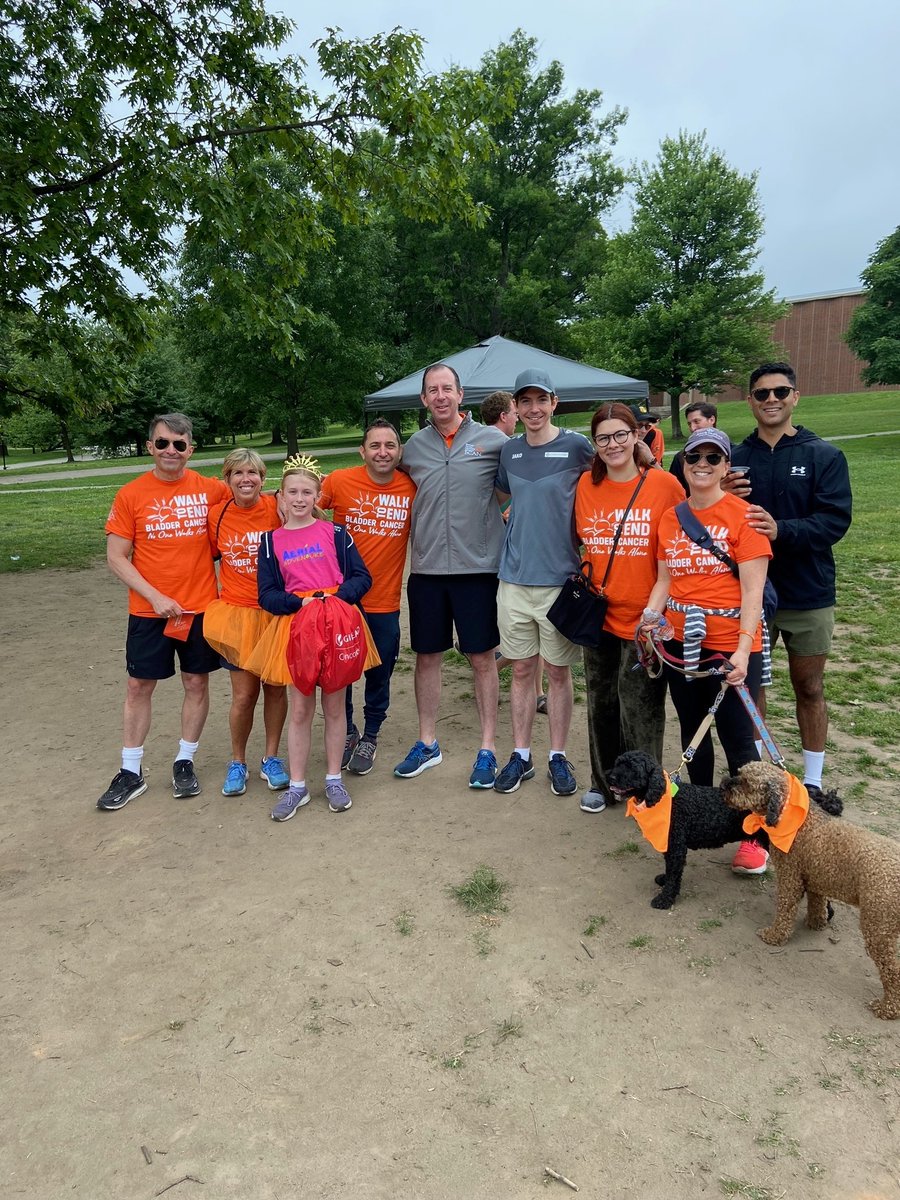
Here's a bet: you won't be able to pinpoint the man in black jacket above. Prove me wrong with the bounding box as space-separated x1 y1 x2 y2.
730 363 852 795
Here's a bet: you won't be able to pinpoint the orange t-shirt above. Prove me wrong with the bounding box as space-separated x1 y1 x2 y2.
646 427 665 463
575 469 685 640
208 494 280 608
106 469 230 617
657 493 772 652
319 466 416 612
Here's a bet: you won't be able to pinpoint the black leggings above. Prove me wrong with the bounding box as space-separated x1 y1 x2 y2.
664 640 763 786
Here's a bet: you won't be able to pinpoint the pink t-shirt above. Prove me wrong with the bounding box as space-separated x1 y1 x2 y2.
271 520 343 594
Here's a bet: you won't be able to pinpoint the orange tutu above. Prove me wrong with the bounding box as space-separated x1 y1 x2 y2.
242 602 382 688
202 601 275 671
242 613 295 686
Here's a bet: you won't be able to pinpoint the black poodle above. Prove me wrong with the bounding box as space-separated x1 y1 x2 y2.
606 750 764 909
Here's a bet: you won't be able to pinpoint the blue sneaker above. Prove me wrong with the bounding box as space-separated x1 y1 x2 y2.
469 749 498 789
493 753 535 794
259 756 289 791
394 740 442 778
548 753 577 796
222 760 248 796
270 785 310 822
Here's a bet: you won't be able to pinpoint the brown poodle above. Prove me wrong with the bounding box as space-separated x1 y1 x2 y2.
723 760 900 1020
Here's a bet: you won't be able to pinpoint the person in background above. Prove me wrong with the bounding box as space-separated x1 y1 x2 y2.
670 401 721 493
631 403 665 464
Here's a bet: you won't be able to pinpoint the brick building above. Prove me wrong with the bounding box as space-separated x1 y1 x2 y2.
676 289 892 405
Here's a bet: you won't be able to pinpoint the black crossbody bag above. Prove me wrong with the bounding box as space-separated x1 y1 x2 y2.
675 501 778 621
547 471 649 649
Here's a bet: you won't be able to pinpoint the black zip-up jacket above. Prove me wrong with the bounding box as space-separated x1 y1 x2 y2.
730 426 851 610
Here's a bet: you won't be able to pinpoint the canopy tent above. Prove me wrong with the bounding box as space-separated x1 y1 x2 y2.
363 335 648 412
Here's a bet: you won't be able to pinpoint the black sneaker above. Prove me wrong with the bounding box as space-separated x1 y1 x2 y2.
347 736 377 775
493 753 535 794
97 769 147 811
172 759 201 798
342 726 360 770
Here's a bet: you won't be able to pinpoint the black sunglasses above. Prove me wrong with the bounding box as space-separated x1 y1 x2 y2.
751 386 794 402
154 437 188 452
684 451 726 466
593 429 632 448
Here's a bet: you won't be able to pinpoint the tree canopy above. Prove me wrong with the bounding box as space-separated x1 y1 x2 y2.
845 226 900 385
391 30 627 362
1 1 496 405
577 131 785 436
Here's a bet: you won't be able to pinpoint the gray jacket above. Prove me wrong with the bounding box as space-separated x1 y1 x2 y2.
402 412 507 574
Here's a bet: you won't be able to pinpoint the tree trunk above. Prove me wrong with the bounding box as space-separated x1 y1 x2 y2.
59 419 76 463
269 427 285 446
286 416 298 457
668 390 684 441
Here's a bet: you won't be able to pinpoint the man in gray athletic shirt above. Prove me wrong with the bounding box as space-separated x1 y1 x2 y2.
493 369 594 797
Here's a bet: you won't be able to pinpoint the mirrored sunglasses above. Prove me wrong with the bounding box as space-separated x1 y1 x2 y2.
684 451 726 466
751 386 793 402
154 437 188 452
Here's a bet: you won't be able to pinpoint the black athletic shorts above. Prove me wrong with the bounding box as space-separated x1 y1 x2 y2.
126 614 221 680
407 573 499 655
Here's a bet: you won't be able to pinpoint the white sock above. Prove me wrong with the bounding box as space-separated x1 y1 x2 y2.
802 750 825 788
122 746 143 776
514 748 531 761
754 740 763 758
290 779 306 791
549 749 566 760
177 738 200 763
325 773 342 784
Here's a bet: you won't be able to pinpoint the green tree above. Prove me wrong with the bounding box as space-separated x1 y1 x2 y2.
577 131 786 437
176 183 402 452
0 315 128 460
1 3 496 402
391 30 626 361
846 226 900 384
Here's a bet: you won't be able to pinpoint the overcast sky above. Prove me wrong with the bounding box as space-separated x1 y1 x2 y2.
279 0 899 300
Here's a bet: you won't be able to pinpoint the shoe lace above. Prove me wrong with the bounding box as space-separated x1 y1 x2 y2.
356 738 376 756
475 750 495 769
263 757 284 774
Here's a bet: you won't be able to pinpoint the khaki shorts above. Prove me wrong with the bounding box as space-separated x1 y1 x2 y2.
497 580 584 667
768 606 835 657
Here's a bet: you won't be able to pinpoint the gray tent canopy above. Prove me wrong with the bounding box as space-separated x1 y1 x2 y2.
363 335 648 412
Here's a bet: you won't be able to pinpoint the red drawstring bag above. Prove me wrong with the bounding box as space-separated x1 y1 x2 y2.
287 596 366 695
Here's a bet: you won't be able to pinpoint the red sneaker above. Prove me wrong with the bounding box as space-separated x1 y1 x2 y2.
731 840 769 875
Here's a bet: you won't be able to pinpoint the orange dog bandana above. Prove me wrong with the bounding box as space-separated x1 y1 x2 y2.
626 773 678 853
741 771 810 851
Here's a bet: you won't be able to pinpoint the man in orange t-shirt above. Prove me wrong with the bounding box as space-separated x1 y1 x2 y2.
96 413 230 812
319 418 416 776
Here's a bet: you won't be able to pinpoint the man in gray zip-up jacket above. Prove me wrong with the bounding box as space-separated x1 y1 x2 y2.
394 362 507 789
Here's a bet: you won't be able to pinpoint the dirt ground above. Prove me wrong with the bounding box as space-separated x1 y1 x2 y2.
2 564 899 1200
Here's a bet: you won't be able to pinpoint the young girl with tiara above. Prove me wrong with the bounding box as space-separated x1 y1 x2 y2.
248 455 372 821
